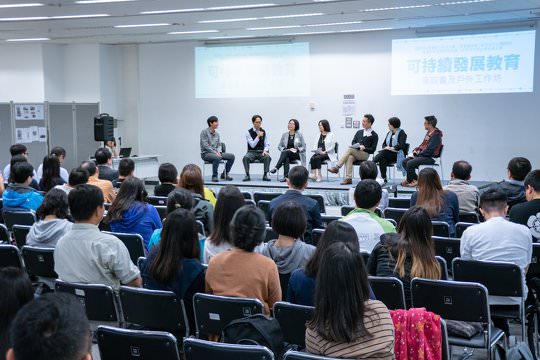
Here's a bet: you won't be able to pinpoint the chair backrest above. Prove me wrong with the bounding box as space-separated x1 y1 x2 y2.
528 243 540 278
432 221 450 237
253 192 280 204
104 231 145 265
184 337 273 360
432 236 460 272
97 326 180 360
0 223 9 242
156 206 167 221
146 196 167 206
279 273 291 300
119 286 189 338
99 217 111 232
320 215 339 228
455 222 475 238
257 200 271 222
137 256 146 272
242 192 252 200
411 278 490 323
12 224 31 248
55 280 119 323
192 293 264 337
2 210 36 231
311 228 324 246
307 194 325 213
386 218 397 227
388 197 411 209
436 256 449 280
21 246 57 278
245 199 256 206
283 350 340 360
368 276 406 310
265 226 278 243
273 301 314 348
340 205 354 216
440 318 451 360
452 258 523 297
383 207 407 225
0 244 24 269
458 211 480 224
196 220 205 237
374 207 383 217
360 251 370 266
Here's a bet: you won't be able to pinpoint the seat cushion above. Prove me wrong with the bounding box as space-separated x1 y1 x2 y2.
449 326 504 348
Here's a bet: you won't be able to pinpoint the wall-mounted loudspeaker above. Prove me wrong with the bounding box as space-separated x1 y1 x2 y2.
94 113 114 141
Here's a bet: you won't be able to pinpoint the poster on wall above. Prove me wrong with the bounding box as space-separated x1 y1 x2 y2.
342 94 356 116
15 104 45 120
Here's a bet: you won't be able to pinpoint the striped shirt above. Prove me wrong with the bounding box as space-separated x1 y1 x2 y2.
306 300 395 359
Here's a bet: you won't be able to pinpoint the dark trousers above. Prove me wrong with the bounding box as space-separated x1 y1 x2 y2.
202 152 235 177
402 156 435 182
243 151 271 175
274 150 300 176
373 150 397 180
309 153 330 170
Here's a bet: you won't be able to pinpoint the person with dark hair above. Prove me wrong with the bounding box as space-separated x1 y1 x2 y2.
36 146 68 183
329 114 379 185
444 160 480 212
2 162 43 211
5 293 92 360
80 160 116 203
55 167 89 194
260 201 315 274
206 206 281 314
306 242 394 359
6 155 39 190
55 184 141 289
242 114 272 182
309 119 337 182
411 168 459 237
341 179 396 252
0 267 34 360
106 177 162 250
3 144 28 180
104 137 119 158
112 158 135 188
26 189 72 248
270 119 306 181
269 166 322 244
401 115 443 187
204 185 246 263
200 115 235 182
94 147 119 181
38 155 65 192
373 116 407 183
141 209 204 334
348 160 389 210
178 164 215 233
488 156 532 209
368 206 441 306
154 162 178 196
510 170 540 241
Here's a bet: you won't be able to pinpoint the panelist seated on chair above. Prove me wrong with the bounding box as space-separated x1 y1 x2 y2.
329 114 379 185
401 115 443 187
269 119 306 182
242 114 272 182
309 119 337 182
373 116 407 184
200 115 235 182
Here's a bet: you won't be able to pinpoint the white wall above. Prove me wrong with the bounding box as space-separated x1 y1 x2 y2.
137 28 540 181
0 44 44 101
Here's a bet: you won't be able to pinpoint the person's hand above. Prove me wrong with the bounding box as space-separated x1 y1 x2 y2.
262 150 269 157
216 151 222 158
384 146 392 150
258 131 264 138
289 148 297 153
360 145 365 151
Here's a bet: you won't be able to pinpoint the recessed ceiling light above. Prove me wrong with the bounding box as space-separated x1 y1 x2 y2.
0 3 44 9
75 0 135 3
114 23 170 28
307 21 364 27
199 18 258 23
6 37 50 42
247 25 302 30
168 30 219 35
262 13 324 19
362 5 431 12
140 8 204 15
206 4 275 10
51 14 110 19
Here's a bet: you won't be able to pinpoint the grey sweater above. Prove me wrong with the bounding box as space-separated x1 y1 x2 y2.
260 239 316 274
26 219 73 248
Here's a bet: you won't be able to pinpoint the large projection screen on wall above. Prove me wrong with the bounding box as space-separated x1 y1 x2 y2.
391 30 536 95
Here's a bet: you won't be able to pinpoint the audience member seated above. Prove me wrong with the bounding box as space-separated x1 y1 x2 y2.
0 267 34 360
38 155 66 192
489 156 532 210
55 167 89 194
2 162 43 211
411 168 459 237
3 144 34 180
260 201 315 274
510 170 540 242
26 189 72 248
105 177 162 250
36 146 69 183
348 160 389 210
444 160 480 213
206 206 281 315
80 160 116 203
178 164 215 233
367 206 441 307
204 185 245 263
306 242 395 359
287 221 375 306
341 179 396 253
141 208 204 335
6 293 92 360
112 158 135 189
269 166 322 244
95 147 119 181
54 184 141 290
373 116 407 184
7 155 39 191
154 162 178 197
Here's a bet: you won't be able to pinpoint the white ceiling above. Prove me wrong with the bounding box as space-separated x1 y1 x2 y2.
0 0 539 44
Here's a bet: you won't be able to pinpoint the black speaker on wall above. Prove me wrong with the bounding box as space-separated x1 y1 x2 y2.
94 113 115 141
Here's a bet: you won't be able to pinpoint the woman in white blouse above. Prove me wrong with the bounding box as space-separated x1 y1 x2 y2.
309 120 337 182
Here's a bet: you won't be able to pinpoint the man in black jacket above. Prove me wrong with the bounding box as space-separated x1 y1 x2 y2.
510 169 540 241
95 147 118 182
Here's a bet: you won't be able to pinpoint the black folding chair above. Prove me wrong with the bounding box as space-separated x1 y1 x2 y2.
253 192 280 204
283 350 340 360
360 251 370 266
411 278 505 360
104 231 145 265
455 222 475 238
196 220 205 237
0 244 24 269
265 226 278 243
388 197 411 209
383 207 407 226
306 194 325 214
273 301 314 348
368 276 406 310
192 293 264 338
137 256 146 272
433 236 461 273
340 205 354 216
0 223 9 242
184 337 273 360
311 228 324 246
279 273 291 300
459 211 480 224
146 196 168 206
257 200 271 222
432 221 450 238
156 206 167 221
242 192 252 200
321 142 338 181
21 246 57 281
436 255 449 280
2 210 36 231
245 199 256 206
12 224 31 248
320 215 339 228
97 326 180 360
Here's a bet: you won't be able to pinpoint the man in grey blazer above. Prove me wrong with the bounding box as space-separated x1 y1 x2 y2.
269 119 306 182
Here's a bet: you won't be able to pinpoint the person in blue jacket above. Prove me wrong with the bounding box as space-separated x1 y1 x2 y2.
105 177 161 250
2 162 43 211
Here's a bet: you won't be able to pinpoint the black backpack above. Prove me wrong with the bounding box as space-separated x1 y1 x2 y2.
222 314 285 358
